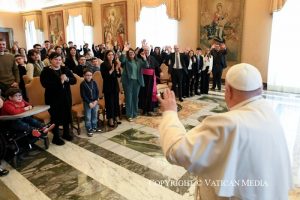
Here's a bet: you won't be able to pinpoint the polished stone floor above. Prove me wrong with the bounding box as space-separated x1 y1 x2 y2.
0 89 299 200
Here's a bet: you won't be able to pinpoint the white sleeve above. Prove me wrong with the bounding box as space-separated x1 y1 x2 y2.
159 111 237 174
209 57 213 71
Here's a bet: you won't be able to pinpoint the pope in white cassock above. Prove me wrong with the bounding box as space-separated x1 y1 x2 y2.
158 63 292 200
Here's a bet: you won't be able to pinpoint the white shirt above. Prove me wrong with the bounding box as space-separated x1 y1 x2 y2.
188 58 193 70
159 96 292 200
174 53 182 69
203 55 213 71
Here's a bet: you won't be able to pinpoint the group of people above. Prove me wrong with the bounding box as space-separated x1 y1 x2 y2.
2 37 292 200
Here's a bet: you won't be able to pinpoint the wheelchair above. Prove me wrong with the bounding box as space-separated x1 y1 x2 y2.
0 121 49 168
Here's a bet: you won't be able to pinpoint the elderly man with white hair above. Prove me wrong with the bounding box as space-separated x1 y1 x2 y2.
158 63 292 200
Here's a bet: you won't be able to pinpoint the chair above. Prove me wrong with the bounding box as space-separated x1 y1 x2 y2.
70 74 84 135
25 77 50 123
118 77 125 118
92 71 106 122
159 64 171 86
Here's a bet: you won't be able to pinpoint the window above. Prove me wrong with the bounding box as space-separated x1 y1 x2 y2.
25 21 44 50
268 0 300 93
66 15 93 53
136 4 178 48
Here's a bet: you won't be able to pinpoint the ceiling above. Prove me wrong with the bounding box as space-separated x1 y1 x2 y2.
0 0 91 12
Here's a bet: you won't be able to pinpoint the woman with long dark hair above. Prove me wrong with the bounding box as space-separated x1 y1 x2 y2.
26 49 45 82
100 50 122 127
65 46 79 72
40 52 76 145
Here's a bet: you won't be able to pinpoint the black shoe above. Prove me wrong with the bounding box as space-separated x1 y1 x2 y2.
52 137 65 145
62 134 73 141
0 168 9 177
115 120 122 125
179 98 183 102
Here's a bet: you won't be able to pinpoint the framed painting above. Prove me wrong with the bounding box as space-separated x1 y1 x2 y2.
199 0 245 64
101 1 127 50
47 11 65 46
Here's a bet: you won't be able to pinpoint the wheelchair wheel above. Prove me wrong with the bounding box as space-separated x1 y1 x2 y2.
0 133 7 161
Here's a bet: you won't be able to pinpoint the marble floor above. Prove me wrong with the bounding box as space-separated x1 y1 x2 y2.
0 89 299 200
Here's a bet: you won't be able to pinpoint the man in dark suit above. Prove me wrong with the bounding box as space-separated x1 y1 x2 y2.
168 45 187 102
194 47 203 95
210 43 227 91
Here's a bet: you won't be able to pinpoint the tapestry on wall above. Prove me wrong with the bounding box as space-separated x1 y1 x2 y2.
199 0 245 63
101 1 127 50
47 11 65 46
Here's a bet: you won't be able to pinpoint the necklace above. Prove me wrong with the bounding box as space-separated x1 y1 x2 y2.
84 80 94 99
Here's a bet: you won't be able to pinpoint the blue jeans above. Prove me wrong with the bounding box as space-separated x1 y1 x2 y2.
124 79 140 118
10 117 43 132
83 102 99 130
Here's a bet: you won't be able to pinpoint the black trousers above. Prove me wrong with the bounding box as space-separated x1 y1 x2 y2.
185 70 195 96
212 67 223 90
171 69 183 99
139 74 154 113
104 91 120 120
201 67 210 94
194 72 201 94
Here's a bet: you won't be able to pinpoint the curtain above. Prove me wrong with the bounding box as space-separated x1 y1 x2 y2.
65 3 94 26
66 15 93 49
22 11 43 31
136 4 178 47
270 0 287 13
134 0 180 21
268 0 300 93
24 21 44 50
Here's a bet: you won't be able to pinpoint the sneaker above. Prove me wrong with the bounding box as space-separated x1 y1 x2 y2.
87 129 93 137
0 168 9 177
127 117 133 122
92 128 102 133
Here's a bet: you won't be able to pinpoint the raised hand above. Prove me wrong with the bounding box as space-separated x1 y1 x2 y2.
157 88 177 112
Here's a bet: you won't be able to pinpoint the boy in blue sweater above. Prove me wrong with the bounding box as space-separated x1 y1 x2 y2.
80 69 101 136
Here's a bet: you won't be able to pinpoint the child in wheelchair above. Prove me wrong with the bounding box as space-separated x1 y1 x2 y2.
0 88 54 138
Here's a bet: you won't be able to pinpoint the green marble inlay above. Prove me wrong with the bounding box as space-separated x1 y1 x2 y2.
109 128 163 157
185 124 195 131
72 136 195 195
13 147 126 200
198 96 228 113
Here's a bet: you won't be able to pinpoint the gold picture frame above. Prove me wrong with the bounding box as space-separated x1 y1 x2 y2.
199 0 245 64
47 11 65 46
101 1 127 50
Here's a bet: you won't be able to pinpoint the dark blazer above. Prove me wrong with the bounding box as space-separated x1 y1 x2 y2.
185 56 198 75
80 80 99 103
100 62 121 94
211 49 227 72
40 66 76 124
195 54 204 73
65 57 78 72
168 52 187 74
